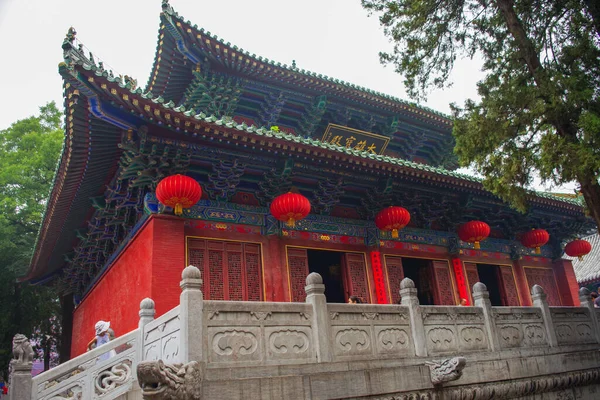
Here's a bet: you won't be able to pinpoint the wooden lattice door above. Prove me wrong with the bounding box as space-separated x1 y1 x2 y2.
342 253 370 303
524 267 561 306
187 238 263 301
432 260 456 305
287 248 310 302
497 266 520 306
384 256 405 304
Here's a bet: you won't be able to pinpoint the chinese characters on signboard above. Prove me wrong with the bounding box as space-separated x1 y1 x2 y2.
321 124 390 155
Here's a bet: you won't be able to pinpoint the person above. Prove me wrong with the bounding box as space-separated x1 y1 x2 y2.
459 298 468 306
592 292 600 308
87 321 116 362
348 295 362 304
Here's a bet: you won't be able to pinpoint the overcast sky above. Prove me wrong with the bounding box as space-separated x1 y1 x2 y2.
0 0 575 192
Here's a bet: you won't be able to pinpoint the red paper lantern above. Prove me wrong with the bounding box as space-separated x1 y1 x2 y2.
155 174 202 216
565 239 592 261
270 192 311 228
458 220 491 249
521 228 550 254
375 206 411 238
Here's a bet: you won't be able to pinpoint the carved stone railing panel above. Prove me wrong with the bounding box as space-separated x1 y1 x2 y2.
142 305 181 363
32 330 138 400
327 304 413 360
204 300 313 366
551 306 596 345
420 306 488 354
492 306 546 349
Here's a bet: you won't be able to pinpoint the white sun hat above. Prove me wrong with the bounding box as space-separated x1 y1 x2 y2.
95 320 111 336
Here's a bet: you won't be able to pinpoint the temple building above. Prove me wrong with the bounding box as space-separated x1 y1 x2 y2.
25 1 594 360
569 233 600 289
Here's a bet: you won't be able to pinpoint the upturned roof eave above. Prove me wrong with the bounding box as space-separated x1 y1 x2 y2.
146 2 452 127
72 60 586 211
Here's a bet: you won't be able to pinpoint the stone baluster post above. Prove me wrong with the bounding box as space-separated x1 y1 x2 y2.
400 278 427 357
137 298 156 363
305 272 333 362
180 265 204 363
8 334 33 400
530 285 558 347
579 287 600 344
472 282 500 351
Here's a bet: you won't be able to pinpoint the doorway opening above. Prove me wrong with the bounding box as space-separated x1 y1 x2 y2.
402 257 435 305
306 249 346 303
476 264 503 306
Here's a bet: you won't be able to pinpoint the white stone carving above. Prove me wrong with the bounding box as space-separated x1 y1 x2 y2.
523 324 546 346
427 327 456 352
556 324 574 343
426 356 466 385
162 333 180 362
268 329 310 357
377 328 410 354
212 329 259 358
576 323 593 339
459 326 487 350
94 360 132 394
499 325 521 348
335 328 371 355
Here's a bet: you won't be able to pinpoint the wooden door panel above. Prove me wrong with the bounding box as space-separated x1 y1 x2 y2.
432 261 456 305
524 268 561 306
188 238 262 301
288 248 309 302
343 253 370 303
498 266 520 306
464 262 480 302
385 256 404 304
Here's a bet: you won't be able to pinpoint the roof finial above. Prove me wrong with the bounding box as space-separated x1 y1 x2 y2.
62 27 78 64
161 0 174 14
66 27 77 43
292 60 297 70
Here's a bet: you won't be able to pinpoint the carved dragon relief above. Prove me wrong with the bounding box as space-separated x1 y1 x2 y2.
137 360 202 400
426 356 467 386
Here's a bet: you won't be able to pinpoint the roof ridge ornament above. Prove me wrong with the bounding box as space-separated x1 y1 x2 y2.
161 0 174 15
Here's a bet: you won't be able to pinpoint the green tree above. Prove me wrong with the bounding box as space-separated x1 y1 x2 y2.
0 102 63 379
362 0 600 232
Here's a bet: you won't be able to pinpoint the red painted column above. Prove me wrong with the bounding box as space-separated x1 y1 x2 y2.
451 257 470 305
265 235 287 302
552 259 579 306
370 251 387 304
512 260 532 306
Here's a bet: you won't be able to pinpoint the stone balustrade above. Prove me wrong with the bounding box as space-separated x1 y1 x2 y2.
10 266 600 400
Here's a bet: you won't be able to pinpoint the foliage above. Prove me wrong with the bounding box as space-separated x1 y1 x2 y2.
362 0 600 231
0 102 63 379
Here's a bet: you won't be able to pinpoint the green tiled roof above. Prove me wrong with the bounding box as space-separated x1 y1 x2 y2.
69 56 584 210
146 1 452 126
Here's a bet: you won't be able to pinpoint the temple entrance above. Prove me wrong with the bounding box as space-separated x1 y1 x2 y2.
476 264 504 306
401 257 436 305
287 247 370 303
306 250 346 303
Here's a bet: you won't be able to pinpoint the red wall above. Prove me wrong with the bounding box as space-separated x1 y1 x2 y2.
150 217 186 316
71 215 186 357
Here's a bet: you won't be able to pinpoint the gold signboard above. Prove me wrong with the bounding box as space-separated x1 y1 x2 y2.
321 124 390 155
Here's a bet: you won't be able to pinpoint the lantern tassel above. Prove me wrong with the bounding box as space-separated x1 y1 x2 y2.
286 217 296 228
535 246 541 254
174 203 183 216
474 241 480 250
392 229 398 239
578 256 584 261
